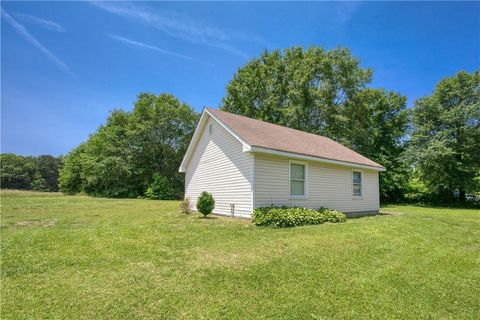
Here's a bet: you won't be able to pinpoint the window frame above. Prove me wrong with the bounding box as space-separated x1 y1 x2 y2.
352 170 363 199
289 160 308 199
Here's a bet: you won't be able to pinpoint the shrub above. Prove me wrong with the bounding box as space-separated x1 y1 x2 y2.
252 206 346 228
180 197 192 214
197 192 215 217
144 174 174 200
318 207 347 223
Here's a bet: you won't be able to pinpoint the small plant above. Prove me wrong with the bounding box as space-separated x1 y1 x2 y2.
180 197 192 214
197 191 215 217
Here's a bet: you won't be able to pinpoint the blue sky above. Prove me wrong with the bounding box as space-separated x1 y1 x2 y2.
2 1 479 156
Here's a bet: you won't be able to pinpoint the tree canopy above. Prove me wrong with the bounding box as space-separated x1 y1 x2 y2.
0 154 63 191
406 71 480 202
59 93 199 198
222 46 410 201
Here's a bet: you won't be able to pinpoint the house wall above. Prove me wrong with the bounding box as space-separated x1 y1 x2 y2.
185 116 253 218
254 153 380 214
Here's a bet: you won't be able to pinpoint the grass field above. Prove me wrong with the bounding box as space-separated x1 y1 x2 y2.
1 190 479 319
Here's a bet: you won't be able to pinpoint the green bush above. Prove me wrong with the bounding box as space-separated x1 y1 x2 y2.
252 206 346 228
197 192 215 217
144 174 174 200
318 207 347 223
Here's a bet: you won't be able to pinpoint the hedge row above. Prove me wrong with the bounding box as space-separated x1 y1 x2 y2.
252 206 346 228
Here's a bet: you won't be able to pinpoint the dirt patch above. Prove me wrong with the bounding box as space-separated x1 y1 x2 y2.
15 219 58 228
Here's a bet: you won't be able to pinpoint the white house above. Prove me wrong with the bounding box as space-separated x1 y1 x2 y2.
179 108 385 218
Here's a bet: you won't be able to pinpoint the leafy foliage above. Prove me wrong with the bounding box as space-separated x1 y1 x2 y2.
0 154 63 191
318 207 348 223
144 174 174 200
59 93 199 198
406 71 480 203
252 206 346 228
30 173 48 191
196 191 215 217
222 46 409 202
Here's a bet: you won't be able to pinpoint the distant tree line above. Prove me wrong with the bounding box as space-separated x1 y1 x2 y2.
2 46 478 205
0 154 63 191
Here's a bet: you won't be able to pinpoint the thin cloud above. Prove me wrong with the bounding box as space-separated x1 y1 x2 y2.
109 34 205 63
15 13 66 32
90 1 252 58
335 2 362 26
1 8 76 78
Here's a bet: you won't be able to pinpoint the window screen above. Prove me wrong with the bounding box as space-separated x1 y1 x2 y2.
353 171 362 196
290 163 306 196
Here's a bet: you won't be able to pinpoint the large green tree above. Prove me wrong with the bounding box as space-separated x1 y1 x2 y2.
406 70 480 202
59 93 199 199
222 47 409 201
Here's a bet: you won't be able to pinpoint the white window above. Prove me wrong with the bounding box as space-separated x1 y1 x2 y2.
353 171 362 197
290 162 307 198
208 124 213 135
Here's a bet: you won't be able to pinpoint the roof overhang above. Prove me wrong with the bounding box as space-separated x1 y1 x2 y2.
179 108 386 173
248 146 386 172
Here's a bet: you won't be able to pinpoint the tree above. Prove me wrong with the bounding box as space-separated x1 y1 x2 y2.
222 47 409 201
223 47 372 136
406 70 480 203
59 145 86 194
36 155 63 191
30 172 48 191
1 153 63 191
59 93 199 199
144 174 174 200
0 154 35 189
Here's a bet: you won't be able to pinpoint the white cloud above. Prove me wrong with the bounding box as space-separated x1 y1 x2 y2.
15 13 66 32
1 8 76 78
109 34 206 63
335 2 362 26
90 1 252 58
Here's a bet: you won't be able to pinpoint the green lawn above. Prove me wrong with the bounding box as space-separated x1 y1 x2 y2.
1 190 479 319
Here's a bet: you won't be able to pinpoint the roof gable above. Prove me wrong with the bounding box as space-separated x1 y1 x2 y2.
178 108 250 172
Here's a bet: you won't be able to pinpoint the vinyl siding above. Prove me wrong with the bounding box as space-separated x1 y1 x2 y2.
254 153 380 213
185 116 253 218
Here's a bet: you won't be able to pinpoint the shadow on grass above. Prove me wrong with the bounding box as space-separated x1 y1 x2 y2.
198 216 218 220
346 212 400 220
